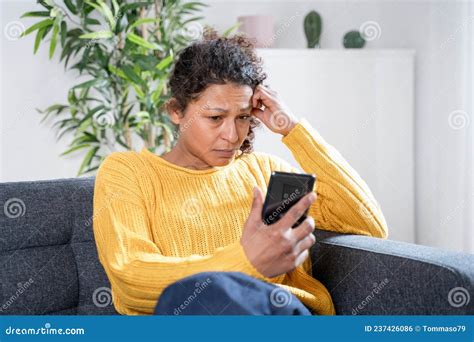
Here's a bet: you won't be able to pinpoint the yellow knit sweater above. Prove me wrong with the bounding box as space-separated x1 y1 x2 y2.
92 118 388 316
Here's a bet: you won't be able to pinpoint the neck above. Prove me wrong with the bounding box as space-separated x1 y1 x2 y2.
161 140 213 170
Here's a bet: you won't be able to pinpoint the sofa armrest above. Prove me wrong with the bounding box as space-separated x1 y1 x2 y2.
310 229 474 315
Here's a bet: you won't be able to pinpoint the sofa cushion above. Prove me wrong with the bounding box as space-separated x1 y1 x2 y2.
0 177 117 315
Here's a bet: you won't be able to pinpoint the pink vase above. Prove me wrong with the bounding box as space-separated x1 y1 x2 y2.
237 15 275 48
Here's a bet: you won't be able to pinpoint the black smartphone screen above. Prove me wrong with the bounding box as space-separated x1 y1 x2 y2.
261 171 316 228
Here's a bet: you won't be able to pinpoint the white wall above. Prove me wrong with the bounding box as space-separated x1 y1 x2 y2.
1 1 85 180
1 0 473 253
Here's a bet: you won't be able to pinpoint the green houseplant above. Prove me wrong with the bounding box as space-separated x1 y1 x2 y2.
20 0 208 175
303 10 322 48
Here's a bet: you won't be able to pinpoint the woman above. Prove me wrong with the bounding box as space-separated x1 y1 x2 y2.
92 30 388 316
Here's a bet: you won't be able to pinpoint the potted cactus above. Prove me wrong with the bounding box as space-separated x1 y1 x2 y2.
304 10 322 48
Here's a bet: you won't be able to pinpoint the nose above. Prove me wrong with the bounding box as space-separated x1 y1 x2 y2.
220 120 239 144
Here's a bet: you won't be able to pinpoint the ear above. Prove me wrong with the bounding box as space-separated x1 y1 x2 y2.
165 98 184 125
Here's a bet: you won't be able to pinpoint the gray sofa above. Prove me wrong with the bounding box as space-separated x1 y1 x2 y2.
0 177 473 315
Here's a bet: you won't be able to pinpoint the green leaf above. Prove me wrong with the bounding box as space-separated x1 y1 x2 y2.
42 24 53 39
71 131 100 145
49 20 59 59
132 83 144 99
120 2 153 13
156 55 173 71
79 30 113 39
21 11 51 18
133 111 151 126
66 27 83 37
60 143 91 156
78 146 100 175
60 21 67 47
56 126 78 141
60 38 72 61
64 0 78 14
77 117 93 132
72 78 104 89
111 0 119 15
126 32 160 50
97 0 116 29
108 64 127 79
181 16 205 26
115 134 130 149
82 165 100 174
21 18 53 37
44 104 68 113
151 81 165 104
85 18 101 26
182 2 208 10
33 26 46 54
131 54 158 70
84 0 102 13
121 65 144 85
223 22 241 37
127 18 160 32
155 122 175 143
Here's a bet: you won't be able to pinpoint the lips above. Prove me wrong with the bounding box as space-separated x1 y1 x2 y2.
214 149 236 158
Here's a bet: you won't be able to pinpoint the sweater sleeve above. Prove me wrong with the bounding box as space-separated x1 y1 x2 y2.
268 119 388 239
92 152 270 315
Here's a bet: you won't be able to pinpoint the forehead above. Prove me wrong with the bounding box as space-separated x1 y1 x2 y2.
196 83 253 107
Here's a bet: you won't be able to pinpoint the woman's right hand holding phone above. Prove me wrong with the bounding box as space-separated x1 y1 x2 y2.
240 186 317 279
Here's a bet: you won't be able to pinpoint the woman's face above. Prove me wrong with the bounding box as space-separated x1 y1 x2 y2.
169 82 254 167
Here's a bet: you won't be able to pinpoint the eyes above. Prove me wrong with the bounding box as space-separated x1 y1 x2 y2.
208 115 251 122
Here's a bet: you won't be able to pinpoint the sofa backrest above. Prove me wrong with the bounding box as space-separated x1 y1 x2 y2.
0 177 118 315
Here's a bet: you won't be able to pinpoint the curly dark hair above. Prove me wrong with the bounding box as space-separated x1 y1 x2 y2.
166 28 267 155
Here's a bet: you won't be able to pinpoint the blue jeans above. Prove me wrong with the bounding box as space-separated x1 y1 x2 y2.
154 271 312 315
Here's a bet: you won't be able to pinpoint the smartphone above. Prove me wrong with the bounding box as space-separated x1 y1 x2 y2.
262 171 316 228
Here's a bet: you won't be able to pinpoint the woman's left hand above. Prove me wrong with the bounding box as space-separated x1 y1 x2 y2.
251 84 298 136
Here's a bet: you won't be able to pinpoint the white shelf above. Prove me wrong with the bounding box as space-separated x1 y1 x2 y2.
256 48 415 54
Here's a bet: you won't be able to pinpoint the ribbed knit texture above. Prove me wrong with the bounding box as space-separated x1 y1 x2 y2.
92 119 388 316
